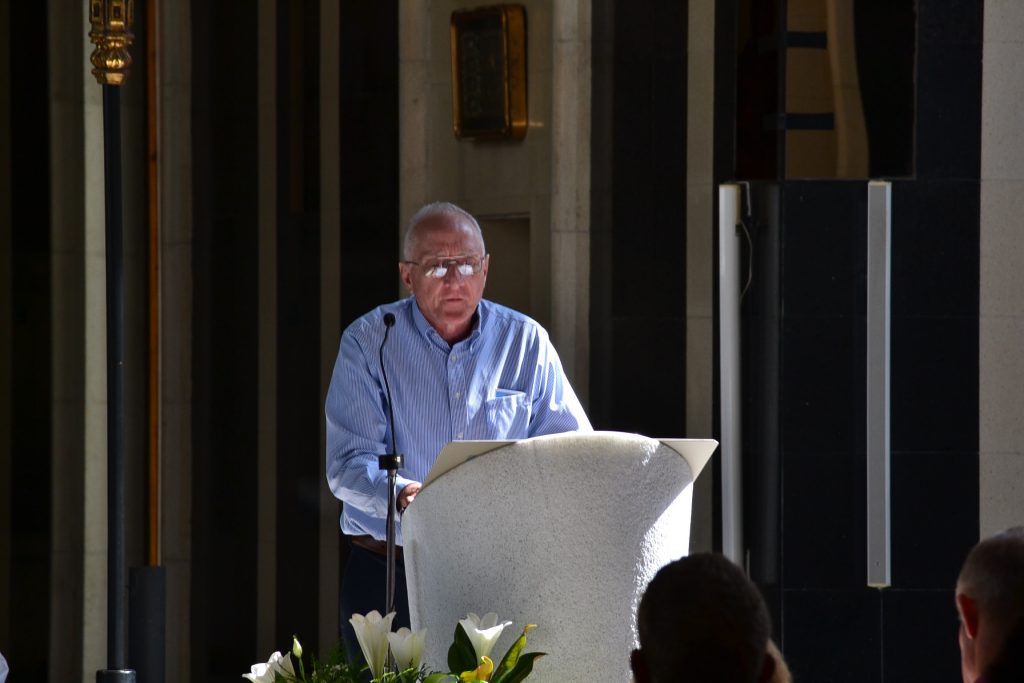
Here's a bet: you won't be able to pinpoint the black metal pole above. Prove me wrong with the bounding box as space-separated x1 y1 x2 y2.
99 82 133 683
88 2 136 681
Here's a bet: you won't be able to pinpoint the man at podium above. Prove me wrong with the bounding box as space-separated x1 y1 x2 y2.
325 201 591 660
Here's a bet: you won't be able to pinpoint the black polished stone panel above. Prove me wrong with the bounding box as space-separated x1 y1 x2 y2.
779 316 865 455
917 0 982 47
339 1 399 327
9 0 53 677
275 0 323 651
891 451 978 590
891 181 980 318
780 181 867 318
915 41 982 180
882 589 962 683
590 0 686 430
890 315 978 454
782 588 882 683
191 1 260 680
781 449 865 589
607 316 686 436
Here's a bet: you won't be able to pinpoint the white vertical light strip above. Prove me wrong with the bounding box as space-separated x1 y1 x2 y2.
256 0 278 656
318 0 341 654
866 180 891 588
718 184 743 564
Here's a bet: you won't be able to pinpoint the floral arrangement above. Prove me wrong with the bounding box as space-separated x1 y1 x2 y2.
243 611 543 683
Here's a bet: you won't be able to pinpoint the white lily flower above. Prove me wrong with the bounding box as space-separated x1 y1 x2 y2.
387 626 427 670
243 650 295 683
349 610 396 679
459 612 513 662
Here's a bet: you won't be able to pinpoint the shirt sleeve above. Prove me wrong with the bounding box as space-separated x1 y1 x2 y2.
325 326 416 520
527 332 593 436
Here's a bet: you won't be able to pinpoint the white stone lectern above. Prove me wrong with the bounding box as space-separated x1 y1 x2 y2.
401 431 716 682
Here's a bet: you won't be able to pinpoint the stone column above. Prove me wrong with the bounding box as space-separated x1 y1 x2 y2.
319 0 342 653
47 0 103 679
980 0 1024 535
686 0 716 553
550 0 591 399
158 0 194 677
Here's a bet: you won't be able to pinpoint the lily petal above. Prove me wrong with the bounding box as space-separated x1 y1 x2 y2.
459 613 513 662
242 650 295 683
387 626 427 670
349 610 396 679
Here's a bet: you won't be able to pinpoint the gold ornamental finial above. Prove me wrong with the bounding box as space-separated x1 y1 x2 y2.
89 0 135 85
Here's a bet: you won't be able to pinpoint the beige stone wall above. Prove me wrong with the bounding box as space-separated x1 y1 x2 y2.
399 0 590 395
980 0 1024 535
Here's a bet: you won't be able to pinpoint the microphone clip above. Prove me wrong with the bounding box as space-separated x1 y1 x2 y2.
377 453 403 472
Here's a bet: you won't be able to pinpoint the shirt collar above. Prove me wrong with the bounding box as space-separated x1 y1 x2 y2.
408 296 486 351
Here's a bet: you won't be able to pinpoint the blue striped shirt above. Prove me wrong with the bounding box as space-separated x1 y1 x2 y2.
325 296 592 543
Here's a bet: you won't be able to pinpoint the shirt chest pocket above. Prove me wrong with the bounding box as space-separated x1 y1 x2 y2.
484 390 531 438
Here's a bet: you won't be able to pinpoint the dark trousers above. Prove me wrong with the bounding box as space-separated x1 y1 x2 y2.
340 544 411 667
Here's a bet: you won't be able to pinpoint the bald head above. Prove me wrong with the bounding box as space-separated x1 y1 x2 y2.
402 201 485 261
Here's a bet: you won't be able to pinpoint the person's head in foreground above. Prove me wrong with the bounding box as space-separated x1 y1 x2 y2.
956 526 1024 683
632 552 775 683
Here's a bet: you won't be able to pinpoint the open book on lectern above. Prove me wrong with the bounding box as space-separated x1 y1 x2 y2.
421 430 718 488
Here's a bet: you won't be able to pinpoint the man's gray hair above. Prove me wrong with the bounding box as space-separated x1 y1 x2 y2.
402 201 485 260
958 526 1024 631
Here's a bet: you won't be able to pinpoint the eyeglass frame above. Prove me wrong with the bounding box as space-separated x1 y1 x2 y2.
401 254 488 279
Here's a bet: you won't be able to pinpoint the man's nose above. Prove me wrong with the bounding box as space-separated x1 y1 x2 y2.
441 266 467 282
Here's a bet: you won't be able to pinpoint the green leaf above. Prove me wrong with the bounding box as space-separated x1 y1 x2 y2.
491 624 535 683
423 674 459 683
447 623 478 675
492 652 545 683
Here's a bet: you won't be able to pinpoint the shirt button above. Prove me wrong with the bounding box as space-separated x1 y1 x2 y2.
454 391 462 399
451 354 458 362
457 432 464 439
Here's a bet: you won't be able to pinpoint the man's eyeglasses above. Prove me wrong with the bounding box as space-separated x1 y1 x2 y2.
404 256 485 280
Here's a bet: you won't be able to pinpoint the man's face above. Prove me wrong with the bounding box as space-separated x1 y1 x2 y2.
399 213 489 344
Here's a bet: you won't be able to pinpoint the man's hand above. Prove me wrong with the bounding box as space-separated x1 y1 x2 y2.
398 482 422 513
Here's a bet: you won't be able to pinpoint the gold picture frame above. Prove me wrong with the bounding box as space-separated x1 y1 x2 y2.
450 4 528 140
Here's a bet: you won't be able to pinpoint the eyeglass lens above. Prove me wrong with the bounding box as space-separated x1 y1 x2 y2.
424 258 480 279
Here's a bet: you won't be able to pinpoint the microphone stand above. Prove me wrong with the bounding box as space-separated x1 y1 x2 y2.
378 312 402 672
377 451 402 618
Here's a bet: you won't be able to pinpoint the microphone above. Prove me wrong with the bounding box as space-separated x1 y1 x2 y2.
380 313 398 456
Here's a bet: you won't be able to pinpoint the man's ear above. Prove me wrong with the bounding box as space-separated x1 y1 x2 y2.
957 592 980 639
630 649 650 683
399 262 414 293
757 651 777 683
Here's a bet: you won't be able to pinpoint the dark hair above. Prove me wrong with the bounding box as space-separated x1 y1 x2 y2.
636 553 771 683
958 527 1024 633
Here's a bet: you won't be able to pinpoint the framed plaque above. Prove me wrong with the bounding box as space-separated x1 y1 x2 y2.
450 4 527 140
